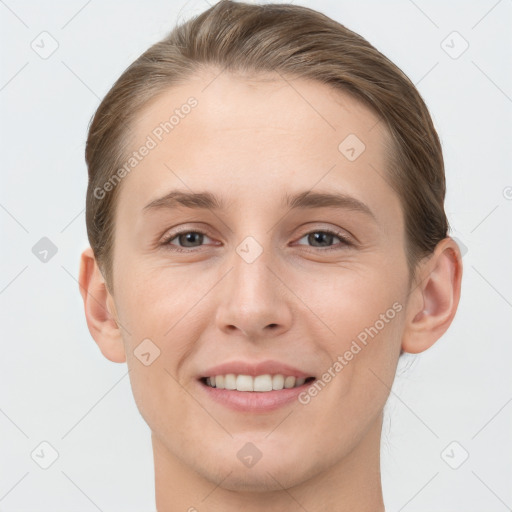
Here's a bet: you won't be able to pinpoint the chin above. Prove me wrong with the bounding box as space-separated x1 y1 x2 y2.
198 450 317 493
210 465 302 493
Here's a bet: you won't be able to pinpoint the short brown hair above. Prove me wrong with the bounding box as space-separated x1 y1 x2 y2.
85 0 448 290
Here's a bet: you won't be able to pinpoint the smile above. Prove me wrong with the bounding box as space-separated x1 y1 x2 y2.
198 374 317 413
202 374 316 392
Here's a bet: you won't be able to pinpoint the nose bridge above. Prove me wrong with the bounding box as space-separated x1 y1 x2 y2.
232 240 274 302
214 234 291 338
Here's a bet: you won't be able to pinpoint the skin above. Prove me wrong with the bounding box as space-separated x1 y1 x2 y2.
79 68 462 511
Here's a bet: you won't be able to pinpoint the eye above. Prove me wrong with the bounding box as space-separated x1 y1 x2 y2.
162 230 213 252
161 228 353 253
295 229 353 251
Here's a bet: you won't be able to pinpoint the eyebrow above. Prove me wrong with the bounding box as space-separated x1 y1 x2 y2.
143 189 376 220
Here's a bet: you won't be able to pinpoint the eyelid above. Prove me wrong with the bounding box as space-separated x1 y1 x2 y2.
293 228 355 252
158 223 213 243
295 224 355 244
159 228 214 249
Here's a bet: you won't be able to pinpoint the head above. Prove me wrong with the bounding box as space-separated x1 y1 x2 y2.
79 0 462 495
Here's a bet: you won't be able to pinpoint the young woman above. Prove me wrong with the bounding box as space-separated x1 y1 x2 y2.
79 1 462 510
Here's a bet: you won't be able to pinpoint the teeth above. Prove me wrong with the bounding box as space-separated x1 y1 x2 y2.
215 375 225 389
205 374 310 392
237 374 254 391
284 376 295 388
272 374 284 390
224 374 236 390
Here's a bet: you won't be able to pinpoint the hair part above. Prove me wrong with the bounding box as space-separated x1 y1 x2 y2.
85 0 448 291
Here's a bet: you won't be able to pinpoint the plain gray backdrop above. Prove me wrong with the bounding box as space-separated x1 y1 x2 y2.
1 0 511 510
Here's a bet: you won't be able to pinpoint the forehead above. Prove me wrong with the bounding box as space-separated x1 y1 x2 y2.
118 69 401 227
130 69 386 157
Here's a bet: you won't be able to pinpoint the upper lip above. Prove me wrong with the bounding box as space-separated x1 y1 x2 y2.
199 360 314 379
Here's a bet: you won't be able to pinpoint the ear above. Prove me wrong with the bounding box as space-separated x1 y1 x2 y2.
78 247 126 363
401 237 463 354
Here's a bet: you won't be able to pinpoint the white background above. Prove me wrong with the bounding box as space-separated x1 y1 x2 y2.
1 0 511 510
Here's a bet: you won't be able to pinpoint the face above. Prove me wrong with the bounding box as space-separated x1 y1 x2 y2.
108 69 412 491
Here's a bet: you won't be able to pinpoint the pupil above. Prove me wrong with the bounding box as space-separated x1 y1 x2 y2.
310 232 332 247
181 232 202 247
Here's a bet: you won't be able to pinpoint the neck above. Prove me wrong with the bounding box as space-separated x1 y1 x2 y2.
153 414 385 512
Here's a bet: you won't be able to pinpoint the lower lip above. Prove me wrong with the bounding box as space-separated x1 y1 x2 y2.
197 379 314 413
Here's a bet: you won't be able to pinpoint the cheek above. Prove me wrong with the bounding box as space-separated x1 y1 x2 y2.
124 352 200 448
314 264 406 346
113 268 206 434
111 264 198 399
306 267 406 412
114 258 204 335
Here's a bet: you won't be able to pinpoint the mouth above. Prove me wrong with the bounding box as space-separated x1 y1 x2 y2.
196 359 317 412
197 374 317 412
199 374 316 392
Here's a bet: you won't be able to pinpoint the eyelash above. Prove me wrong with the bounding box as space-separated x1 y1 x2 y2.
160 228 353 253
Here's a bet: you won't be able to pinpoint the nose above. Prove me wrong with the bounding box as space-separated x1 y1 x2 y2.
214 246 293 341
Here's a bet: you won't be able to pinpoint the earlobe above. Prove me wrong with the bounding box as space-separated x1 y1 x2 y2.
78 247 126 363
401 237 463 354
